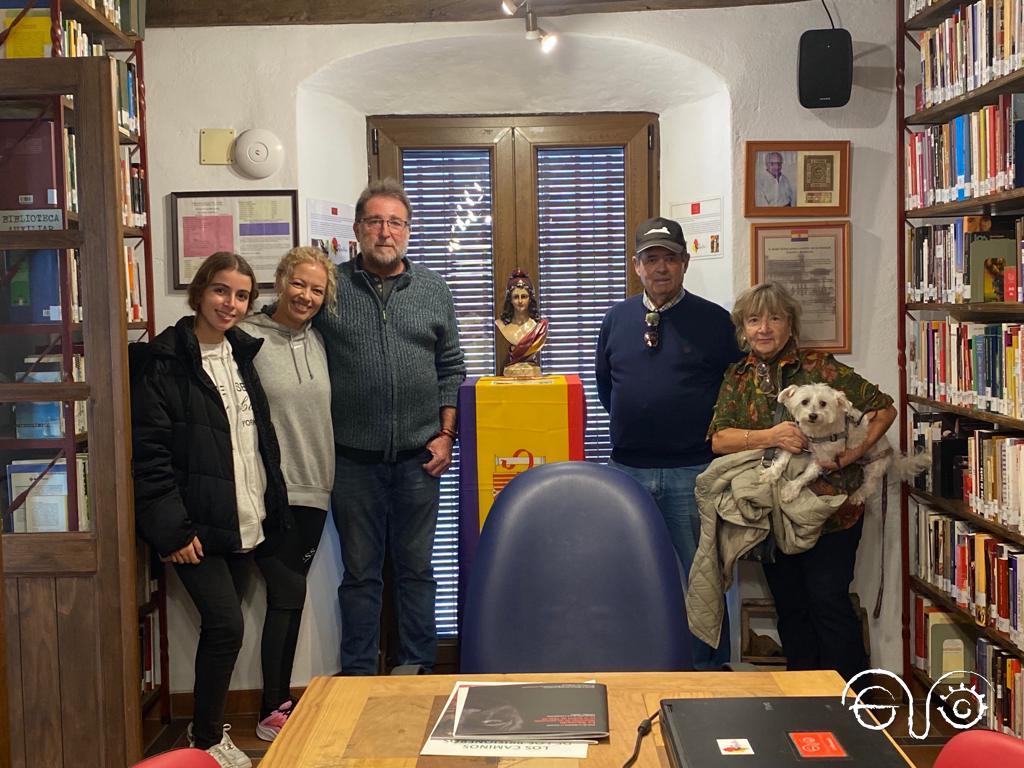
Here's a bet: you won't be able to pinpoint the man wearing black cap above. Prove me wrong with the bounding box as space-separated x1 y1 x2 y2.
595 216 741 669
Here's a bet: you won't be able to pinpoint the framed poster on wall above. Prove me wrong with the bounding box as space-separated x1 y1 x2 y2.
744 140 850 217
171 190 299 288
750 220 851 354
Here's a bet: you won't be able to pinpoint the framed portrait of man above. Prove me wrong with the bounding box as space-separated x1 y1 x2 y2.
744 141 851 217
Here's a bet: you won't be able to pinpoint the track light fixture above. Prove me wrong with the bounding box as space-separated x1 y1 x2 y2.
505 2 558 53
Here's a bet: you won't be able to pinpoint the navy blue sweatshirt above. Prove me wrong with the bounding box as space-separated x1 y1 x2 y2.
595 292 742 467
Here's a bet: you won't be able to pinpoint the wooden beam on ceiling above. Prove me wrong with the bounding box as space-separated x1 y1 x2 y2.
147 0 803 29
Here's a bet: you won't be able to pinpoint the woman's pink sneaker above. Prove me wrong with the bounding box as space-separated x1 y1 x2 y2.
256 699 294 742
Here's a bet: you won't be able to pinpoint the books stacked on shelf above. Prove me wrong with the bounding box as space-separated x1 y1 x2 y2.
905 215 1018 303
62 18 107 58
4 453 90 532
975 636 1024 735
124 244 143 321
904 95 1024 210
6 249 62 324
14 352 87 437
907 318 1024 416
912 3 1024 110
63 127 78 215
912 594 976 683
115 60 139 134
913 502 1024 639
119 145 145 226
0 120 62 232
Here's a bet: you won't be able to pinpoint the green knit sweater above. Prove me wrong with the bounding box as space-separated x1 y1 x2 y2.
314 256 465 460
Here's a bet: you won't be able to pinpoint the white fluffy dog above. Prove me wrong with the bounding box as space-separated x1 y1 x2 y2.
760 382 929 504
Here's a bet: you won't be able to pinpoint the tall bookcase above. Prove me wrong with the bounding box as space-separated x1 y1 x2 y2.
0 8 164 764
899 0 1024 738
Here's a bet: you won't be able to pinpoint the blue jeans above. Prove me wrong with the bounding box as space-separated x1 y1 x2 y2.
609 460 731 670
331 450 440 674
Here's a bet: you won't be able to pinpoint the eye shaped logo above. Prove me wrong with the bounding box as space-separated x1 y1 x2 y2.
841 669 989 739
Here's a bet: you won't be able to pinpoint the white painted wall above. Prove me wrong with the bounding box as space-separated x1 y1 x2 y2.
144 0 898 693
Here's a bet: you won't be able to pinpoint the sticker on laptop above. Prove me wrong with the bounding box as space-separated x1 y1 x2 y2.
716 738 755 755
788 731 848 759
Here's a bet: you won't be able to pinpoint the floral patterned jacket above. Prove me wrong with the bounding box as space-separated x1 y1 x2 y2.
707 340 894 532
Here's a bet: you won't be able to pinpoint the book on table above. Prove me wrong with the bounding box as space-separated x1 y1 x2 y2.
452 682 609 741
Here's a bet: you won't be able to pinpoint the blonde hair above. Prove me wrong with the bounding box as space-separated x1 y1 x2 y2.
275 246 338 315
730 281 802 349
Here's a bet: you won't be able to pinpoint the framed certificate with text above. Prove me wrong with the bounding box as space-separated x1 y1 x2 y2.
750 221 851 354
171 190 299 288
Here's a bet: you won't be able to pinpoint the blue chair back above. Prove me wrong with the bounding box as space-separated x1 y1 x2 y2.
460 461 693 672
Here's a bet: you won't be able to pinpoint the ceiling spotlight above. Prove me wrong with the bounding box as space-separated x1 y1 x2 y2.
524 7 540 39
540 32 558 53
500 0 526 15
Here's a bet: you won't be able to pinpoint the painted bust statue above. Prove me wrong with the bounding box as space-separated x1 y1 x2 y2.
495 270 548 377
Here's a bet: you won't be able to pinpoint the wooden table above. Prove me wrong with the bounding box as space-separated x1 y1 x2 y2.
260 670 913 767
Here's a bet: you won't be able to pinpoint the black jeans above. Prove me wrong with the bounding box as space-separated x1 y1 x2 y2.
762 515 868 683
254 505 327 718
174 551 253 750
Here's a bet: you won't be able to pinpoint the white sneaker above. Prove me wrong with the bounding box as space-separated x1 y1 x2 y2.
188 723 251 768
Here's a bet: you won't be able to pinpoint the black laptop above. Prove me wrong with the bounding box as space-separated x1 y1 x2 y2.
660 697 909 767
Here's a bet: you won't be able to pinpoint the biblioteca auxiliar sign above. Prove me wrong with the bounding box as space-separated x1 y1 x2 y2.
0 209 64 230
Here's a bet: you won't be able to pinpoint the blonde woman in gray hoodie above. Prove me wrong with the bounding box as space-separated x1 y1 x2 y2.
240 246 336 742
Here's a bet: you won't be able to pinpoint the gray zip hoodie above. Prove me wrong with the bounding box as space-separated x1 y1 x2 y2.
240 309 334 511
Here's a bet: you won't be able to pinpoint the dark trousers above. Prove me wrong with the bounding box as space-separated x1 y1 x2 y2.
254 505 327 718
762 515 868 683
331 450 440 675
174 551 253 750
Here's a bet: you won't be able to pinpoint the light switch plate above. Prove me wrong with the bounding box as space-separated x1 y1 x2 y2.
200 128 236 165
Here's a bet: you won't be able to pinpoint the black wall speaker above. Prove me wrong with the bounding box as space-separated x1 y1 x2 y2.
798 28 853 108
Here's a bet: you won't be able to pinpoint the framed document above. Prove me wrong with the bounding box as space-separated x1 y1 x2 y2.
744 140 850 217
171 190 299 288
751 221 851 354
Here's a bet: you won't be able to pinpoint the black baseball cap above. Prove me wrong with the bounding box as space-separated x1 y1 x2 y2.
635 216 687 255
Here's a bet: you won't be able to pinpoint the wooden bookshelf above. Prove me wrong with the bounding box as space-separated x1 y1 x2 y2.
905 1 966 32
904 186 1024 217
0 55 159 766
906 65 1024 126
909 576 1023 658
906 301 1024 318
907 395 1024 430
909 488 1024 548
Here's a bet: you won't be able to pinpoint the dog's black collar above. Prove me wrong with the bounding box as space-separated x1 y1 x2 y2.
806 412 866 445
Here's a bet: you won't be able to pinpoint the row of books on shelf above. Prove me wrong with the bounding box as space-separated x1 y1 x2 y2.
0 0 146 59
907 318 1024 417
119 145 146 227
904 95 1024 211
905 215 1022 303
912 0 1024 109
3 453 90 532
139 611 160 694
13 352 87 438
3 247 143 324
912 410 1024 529
136 539 159 608
912 594 1024 737
914 501 1024 643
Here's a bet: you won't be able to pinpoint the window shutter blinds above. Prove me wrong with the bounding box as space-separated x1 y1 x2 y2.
401 149 495 636
536 146 627 462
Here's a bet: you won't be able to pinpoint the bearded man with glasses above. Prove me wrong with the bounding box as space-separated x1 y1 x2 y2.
315 178 465 675
595 216 741 669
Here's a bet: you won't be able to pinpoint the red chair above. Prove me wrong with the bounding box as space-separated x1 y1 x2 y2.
132 748 219 768
933 729 1024 768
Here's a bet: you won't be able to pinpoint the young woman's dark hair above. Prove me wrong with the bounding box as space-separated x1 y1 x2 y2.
187 251 260 311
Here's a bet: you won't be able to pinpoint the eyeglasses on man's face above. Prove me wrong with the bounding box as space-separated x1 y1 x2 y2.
357 216 410 231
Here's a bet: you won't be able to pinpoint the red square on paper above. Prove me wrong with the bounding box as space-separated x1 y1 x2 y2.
691 202 701 214
788 731 848 759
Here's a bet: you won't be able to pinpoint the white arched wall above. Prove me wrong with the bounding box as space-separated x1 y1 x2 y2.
145 0 897 694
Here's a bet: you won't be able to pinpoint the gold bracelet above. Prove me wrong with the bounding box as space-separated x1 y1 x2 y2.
744 430 750 450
